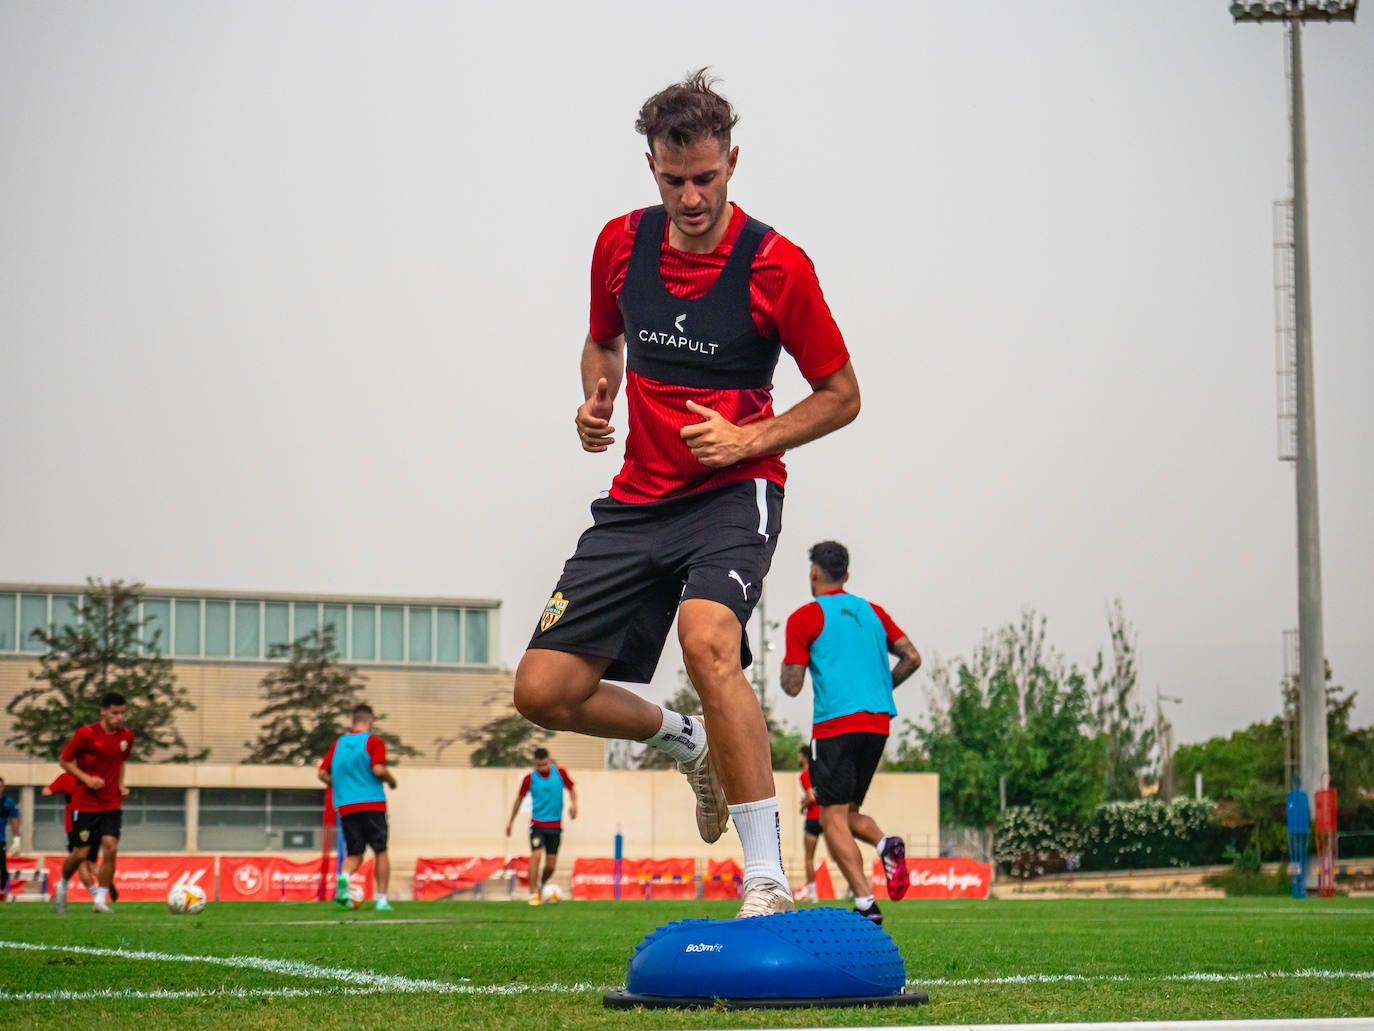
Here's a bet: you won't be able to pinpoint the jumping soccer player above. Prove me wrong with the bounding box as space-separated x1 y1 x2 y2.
57 691 133 913
782 541 922 924
318 704 398 911
512 69 860 919
505 747 577 905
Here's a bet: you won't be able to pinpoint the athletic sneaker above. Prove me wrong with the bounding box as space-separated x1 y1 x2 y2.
879 836 909 900
374 899 393 912
335 874 350 907
93 897 113 914
736 878 796 919
527 894 541 906
678 717 728 843
857 900 883 925
53 883 68 915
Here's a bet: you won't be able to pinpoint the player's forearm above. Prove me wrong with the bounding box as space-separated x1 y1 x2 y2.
780 665 806 698
738 362 860 458
581 334 624 399
890 639 922 688
59 759 84 783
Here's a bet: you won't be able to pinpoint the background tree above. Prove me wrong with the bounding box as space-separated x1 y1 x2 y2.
245 626 417 764
1090 600 1154 800
892 610 1107 853
460 700 551 767
5 578 205 761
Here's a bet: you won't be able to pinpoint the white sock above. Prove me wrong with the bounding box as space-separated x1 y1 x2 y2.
856 894 875 909
730 797 787 889
641 708 704 764
93 886 108 903
876 836 888 854
376 894 387 905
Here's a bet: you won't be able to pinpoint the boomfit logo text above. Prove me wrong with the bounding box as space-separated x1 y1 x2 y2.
684 942 724 953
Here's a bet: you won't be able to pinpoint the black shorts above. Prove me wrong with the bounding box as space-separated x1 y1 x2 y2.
529 826 562 855
341 810 388 857
528 480 784 683
811 733 888 808
71 809 122 854
804 818 824 838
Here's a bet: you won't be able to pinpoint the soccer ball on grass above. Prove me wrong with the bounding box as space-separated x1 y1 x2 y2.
167 883 208 915
540 882 562 904
346 883 365 910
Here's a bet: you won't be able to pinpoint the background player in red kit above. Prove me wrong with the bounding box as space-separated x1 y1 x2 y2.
513 69 860 918
43 772 100 900
56 691 133 913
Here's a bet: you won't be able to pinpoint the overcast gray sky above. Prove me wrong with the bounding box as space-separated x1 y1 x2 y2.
2 2 1370 749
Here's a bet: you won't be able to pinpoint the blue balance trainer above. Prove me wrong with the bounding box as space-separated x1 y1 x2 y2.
602 907 928 1010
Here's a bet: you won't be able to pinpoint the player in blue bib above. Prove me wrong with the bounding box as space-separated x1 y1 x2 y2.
506 748 577 905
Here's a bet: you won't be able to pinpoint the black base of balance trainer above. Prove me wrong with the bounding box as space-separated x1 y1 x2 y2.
603 988 929 1010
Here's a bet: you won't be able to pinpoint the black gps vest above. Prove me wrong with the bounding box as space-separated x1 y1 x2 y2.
619 206 781 390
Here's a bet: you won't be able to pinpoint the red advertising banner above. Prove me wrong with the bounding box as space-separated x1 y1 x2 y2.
4 857 37 900
412 857 506 901
872 857 992 900
42 854 215 903
219 855 373 902
703 857 742 900
505 855 530 888
571 857 637 899
639 857 695 899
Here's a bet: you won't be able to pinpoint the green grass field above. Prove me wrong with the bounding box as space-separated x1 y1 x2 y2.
2 895 1371 1029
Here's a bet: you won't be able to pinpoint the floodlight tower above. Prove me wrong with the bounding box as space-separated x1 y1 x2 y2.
1229 0 1357 811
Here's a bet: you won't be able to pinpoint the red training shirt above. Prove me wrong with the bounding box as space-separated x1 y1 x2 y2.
60 722 135 812
46 772 81 832
589 204 849 503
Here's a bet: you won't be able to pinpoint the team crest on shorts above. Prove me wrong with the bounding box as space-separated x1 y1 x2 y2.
539 592 568 632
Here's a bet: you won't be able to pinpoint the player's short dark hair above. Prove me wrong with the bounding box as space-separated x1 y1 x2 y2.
809 540 849 582
532 747 550 761
635 68 739 152
352 704 375 722
100 691 125 708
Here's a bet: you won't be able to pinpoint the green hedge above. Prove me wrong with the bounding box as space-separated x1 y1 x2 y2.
995 799 1239 877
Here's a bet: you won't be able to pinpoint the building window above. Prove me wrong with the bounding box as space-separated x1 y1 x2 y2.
323 604 346 655
436 608 460 663
122 787 187 851
175 598 201 657
51 593 80 632
205 600 231 658
293 602 318 644
33 788 70 854
198 788 324 852
379 606 403 662
234 600 260 659
465 609 489 664
0 593 16 651
18 594 48 652
351 605 375 661
142 598 172 655
265 602 290 655
408 606 432 663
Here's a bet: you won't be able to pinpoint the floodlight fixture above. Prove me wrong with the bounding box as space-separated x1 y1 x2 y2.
1231 0 1358 19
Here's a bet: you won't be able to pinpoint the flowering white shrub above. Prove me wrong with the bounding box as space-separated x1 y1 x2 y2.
993 798 1221 877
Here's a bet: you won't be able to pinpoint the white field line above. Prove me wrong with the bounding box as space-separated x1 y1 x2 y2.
918 968 1374 987
2 940 1373 1003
